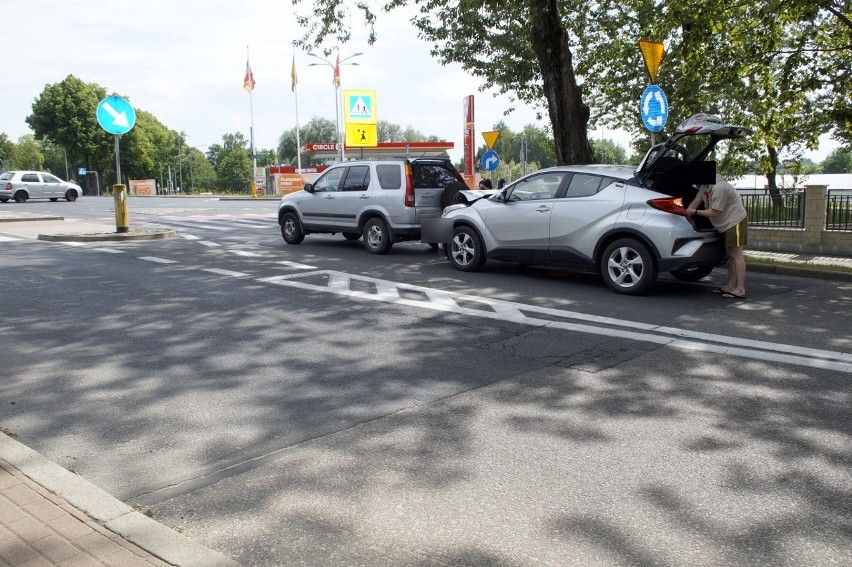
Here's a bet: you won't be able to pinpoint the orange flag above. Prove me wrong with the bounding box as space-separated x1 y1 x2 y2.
243 59 256 92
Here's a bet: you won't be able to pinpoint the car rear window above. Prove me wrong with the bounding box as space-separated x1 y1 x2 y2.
411 163 461 189
0 172 12 181
376 164 401 189
565 174 604 198
21 174 39 182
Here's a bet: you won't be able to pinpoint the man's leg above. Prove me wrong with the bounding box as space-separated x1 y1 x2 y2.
726 245 746 296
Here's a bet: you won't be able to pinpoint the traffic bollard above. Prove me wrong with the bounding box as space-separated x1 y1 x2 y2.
113 184 129 233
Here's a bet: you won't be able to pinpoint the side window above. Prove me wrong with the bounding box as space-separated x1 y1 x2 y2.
21 174 39 182
506 172 567 202
42 174 61 184
376 165 401 189
564 174 604 198
411 163 460 189
313 168 344 193
341 165 370 192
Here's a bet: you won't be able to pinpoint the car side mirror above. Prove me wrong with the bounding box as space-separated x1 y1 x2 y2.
304 183 315 193
494 189 507 203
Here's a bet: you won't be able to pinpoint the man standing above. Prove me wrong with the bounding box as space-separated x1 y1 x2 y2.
686 173 749 299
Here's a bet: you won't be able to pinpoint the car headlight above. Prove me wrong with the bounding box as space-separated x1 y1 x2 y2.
442 204 468 216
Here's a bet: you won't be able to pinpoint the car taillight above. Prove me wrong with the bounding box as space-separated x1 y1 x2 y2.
647 197 686 216
404 163 415 207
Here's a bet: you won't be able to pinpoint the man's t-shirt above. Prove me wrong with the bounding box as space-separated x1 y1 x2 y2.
700 173 747 233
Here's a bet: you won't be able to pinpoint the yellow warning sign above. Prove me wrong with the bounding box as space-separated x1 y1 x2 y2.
346 123 378 147
638 39 665 84
482 131 500 150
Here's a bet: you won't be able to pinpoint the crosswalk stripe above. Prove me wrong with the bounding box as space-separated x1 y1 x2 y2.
202 268 249 277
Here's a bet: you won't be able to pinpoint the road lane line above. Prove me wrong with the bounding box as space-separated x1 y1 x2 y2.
93 248 125 254
138 256 178 264
202 268 249 277
276 261 317 270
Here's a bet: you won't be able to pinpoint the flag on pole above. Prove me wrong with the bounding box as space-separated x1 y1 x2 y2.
333 54 341 89
243 59 256 92
291 55 298 92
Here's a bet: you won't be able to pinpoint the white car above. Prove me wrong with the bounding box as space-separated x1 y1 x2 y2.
439 113 751 295
0 171 83 203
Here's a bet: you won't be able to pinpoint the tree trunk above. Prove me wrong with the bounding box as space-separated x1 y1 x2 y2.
528 0 593 165
765 145 783 207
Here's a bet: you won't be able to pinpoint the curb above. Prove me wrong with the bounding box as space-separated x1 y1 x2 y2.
746 261 852 282
38 229 178 242
0 432 241 567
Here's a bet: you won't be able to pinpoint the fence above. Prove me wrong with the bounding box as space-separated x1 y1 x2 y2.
745 185 852 256
826 190 852 232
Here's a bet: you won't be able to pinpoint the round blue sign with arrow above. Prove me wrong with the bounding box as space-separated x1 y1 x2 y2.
481 150 500 172
97 96 136 135
640 85 668 133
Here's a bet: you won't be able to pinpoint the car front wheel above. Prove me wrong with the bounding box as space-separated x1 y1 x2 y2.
448 226 486 272
600 238 657 295
363 218 393 254
65 190 78 202
280 212 305 244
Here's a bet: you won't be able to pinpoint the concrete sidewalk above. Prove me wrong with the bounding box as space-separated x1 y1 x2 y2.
0 433 241 567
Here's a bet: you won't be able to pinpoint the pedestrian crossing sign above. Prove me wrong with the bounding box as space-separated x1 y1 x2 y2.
343 90 377 124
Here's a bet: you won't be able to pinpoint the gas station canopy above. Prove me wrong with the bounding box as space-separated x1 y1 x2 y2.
303 141 455 161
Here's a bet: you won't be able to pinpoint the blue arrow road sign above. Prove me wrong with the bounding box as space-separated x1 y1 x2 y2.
97 96 136 135
481 150 500 172
640 85 668 133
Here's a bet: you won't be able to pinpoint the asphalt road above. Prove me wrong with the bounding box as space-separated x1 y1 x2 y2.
1 197 850 566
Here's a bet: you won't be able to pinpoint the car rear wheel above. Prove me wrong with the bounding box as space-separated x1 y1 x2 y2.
343 232 361 241
65 190 78 202
448 226 486 272
363 218 393 254
600 238 657 295
280 212 305 244
669 265 714 281
13 191 27 203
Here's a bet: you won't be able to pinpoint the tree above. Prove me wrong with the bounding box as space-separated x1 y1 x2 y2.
590 139 628 165
26 75 111 177
293 0 594 165
822 147 852 173
0 133 15 171
215 132 252 192
277 117 338 166
13 135 44 171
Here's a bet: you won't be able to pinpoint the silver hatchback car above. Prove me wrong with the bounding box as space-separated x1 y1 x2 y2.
440 114 751 294
0 171 83 203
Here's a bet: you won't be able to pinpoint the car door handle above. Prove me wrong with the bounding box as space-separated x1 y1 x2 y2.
359 195 370 199
325 195 335 200
536 206 551 212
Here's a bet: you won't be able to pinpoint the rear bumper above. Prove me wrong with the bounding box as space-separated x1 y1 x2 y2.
657 237 725 271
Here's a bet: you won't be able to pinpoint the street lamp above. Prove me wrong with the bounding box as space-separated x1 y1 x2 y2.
307 51 363 162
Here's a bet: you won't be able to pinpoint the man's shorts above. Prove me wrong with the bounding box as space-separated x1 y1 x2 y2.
724 218 748 248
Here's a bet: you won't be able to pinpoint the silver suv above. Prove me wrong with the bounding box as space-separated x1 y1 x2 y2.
278 158 466 254
0 171 83 203
439 114 751 295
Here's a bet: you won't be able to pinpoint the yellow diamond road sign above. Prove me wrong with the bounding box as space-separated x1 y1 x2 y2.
482 131 500 150
638 40 665 84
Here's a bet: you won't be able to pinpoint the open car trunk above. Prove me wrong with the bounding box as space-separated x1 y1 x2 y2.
634 113 752 231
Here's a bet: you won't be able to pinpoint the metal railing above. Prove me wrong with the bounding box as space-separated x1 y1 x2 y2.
741 191 805 228
826 189 852 231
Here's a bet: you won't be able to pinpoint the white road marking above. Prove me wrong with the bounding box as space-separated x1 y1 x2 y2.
138 256 178 264
181 234 200 240
229 250 261 257
202 268 249 277
276 261 317 270
93 248 125 254
0 236 21 242
58 242 86 247
199 241 221 247
258 270 852 373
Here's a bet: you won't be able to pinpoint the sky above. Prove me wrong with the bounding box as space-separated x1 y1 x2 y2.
2 1 837 166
